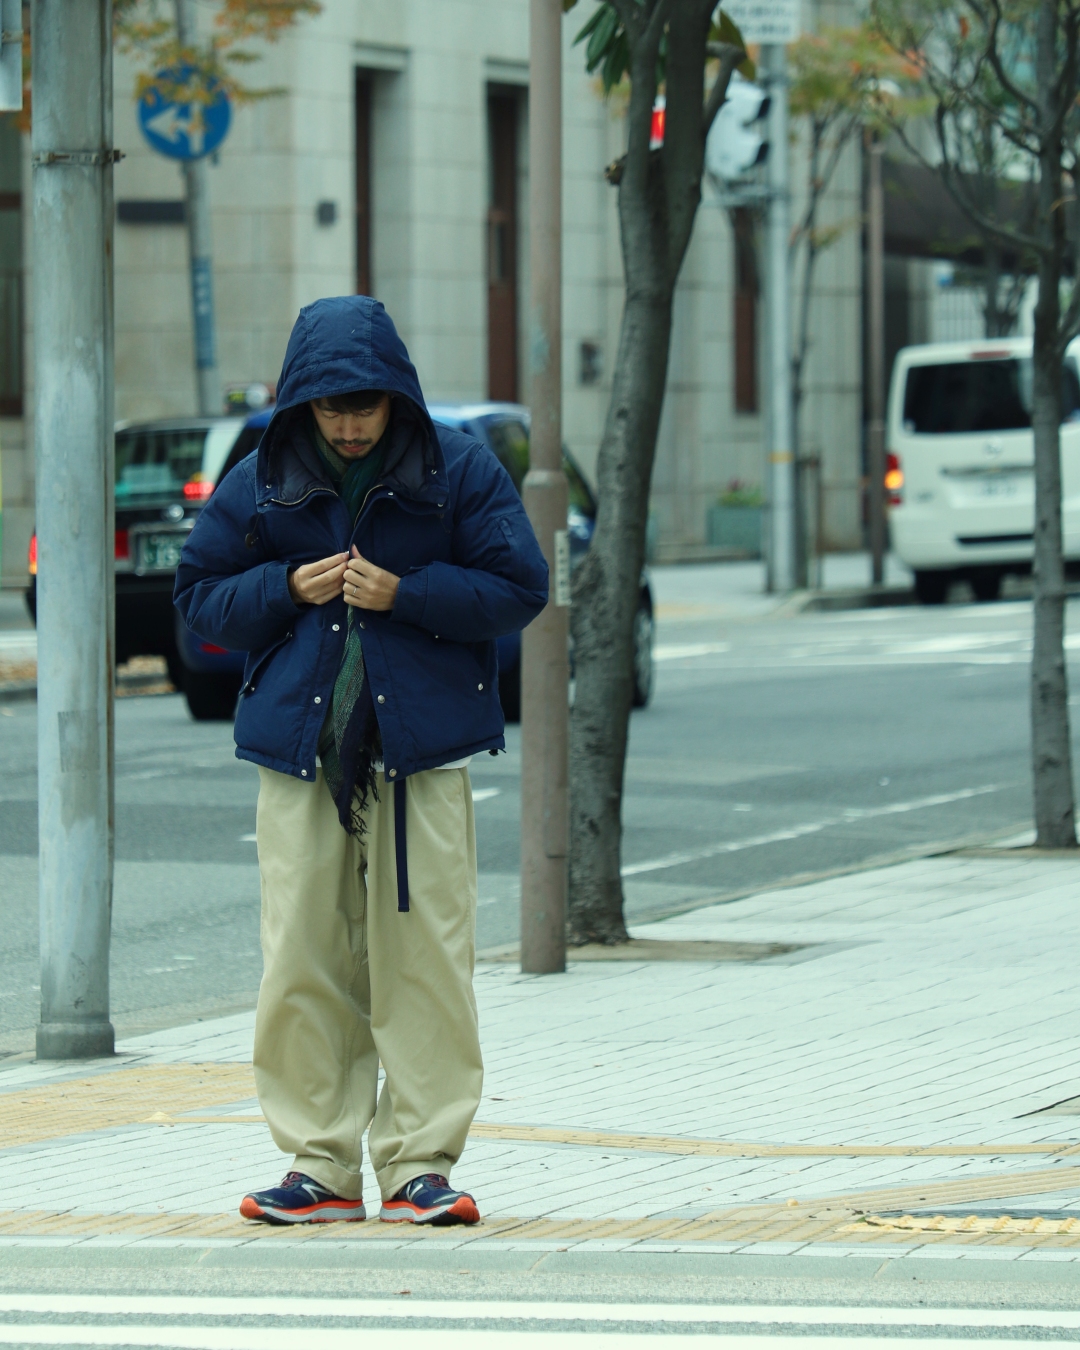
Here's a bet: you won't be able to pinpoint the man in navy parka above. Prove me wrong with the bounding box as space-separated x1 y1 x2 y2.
174 296 548 1226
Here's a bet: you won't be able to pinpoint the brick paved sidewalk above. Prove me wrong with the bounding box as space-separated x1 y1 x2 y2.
2 849 1080 1261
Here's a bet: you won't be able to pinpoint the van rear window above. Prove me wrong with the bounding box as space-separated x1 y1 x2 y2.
902 358 1080 434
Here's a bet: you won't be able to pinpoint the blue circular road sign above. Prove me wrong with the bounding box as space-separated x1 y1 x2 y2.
138 65 231 161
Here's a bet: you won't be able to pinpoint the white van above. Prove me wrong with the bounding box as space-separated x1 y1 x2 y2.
886 337 1080 602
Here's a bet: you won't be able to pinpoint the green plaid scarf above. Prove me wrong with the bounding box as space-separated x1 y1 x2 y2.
311 417 387 835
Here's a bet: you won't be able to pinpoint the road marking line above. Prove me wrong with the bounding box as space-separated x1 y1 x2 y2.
472 788 500 802
621 785 1006 877
6 1296 1080 1328
654 642 732 661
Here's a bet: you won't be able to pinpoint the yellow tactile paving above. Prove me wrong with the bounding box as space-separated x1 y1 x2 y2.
0 1064 257 1151
855 1213 1080 1237
6 1059 1080 1247
1 1203 1080 1248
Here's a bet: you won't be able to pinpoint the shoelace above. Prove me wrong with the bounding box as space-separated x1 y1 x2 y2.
405 1173 451 1200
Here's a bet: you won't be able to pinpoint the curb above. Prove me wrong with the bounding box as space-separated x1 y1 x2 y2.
0 681 36 704
773 586 916 616
0 673 176 705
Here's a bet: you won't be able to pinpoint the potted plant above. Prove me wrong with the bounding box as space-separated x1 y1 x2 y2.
706 480 764 556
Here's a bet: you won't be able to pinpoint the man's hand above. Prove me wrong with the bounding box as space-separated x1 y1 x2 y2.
287 553 348 606
344 545 400 612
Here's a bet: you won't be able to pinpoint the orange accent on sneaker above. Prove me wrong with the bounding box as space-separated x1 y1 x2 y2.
448 1195 480 1224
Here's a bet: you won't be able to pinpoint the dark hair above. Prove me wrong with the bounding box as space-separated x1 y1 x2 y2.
314 389 389 415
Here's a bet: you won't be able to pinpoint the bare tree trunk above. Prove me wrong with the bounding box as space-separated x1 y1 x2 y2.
1031 266 1077 845
569 283 672 943
568 0 729 944
1029 0 1077 848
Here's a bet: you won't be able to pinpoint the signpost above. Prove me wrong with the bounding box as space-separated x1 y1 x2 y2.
715 0 798 591
136 32 230 416
521 0 568 975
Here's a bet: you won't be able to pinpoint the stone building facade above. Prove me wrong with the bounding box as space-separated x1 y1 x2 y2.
0 0 864 587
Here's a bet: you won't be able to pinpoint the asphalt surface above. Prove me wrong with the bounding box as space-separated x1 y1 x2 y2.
0 565 1076 1050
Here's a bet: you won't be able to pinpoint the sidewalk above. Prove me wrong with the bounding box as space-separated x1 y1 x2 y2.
3 847 1080 1263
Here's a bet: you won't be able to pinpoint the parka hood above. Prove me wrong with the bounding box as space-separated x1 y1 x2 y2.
259 295 446 507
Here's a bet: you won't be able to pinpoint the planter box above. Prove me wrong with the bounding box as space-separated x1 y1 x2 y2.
706 504 763 557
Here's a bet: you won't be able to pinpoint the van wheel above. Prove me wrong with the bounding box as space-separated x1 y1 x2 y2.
914 570 950 605
184 672 241 721
971 571 1003 602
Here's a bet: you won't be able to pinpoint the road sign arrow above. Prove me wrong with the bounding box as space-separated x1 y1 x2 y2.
145 104 184 145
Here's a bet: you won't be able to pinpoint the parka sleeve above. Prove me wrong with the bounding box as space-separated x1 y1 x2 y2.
173 458 301 653
391 447 549 642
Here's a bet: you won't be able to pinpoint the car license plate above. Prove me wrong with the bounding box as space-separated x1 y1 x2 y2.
977 475 1022 498
139 532 186 572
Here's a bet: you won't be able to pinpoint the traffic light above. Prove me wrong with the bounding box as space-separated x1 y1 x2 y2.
705 73 770 183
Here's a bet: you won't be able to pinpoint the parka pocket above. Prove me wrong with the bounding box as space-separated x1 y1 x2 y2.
242 630 293 696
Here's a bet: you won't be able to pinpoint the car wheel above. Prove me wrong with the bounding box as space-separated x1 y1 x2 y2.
631 599 654 708
184 672 241 721
498 666 521 723
970 571 1003 603
913 570 950 605
164 648 187 692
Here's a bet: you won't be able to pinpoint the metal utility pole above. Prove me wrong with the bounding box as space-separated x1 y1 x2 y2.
175 0 219 416
867 133 886 586
32 0 116 1059
520 0 568 975
762 42 795 593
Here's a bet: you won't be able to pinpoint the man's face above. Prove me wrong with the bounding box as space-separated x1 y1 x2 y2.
310 393 391 459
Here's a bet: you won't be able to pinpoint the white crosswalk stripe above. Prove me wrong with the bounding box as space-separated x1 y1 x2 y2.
0 1331 1068 1350
0 1298 1079 1347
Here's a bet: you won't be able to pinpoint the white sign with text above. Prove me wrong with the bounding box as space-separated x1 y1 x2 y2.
723 0 799 43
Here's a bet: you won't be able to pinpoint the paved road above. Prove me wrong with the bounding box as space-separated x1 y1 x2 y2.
1 563 1076 1049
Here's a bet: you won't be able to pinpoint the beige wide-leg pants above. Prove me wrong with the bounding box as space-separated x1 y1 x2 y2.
252 765 482 1202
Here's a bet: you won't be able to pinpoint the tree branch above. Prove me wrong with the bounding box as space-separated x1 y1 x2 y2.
606 0 646 43
702 42 744 133
973 0 1040 116
640 0 673 51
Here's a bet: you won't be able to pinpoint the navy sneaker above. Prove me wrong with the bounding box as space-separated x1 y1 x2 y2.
239 1171 366 1224
379 1173 480 1226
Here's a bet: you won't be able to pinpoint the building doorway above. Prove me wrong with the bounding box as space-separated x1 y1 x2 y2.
355 70 373 297
732 207 758 415
0 114 22 417
487 89 519 402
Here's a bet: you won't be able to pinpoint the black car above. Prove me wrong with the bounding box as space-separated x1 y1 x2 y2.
27 416 260 717
428 402 654 719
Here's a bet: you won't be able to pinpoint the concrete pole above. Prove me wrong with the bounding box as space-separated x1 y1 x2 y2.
176 0 218 416
762 43 795 593
520 0 568 975
32 0 116 1060
867 134 887 586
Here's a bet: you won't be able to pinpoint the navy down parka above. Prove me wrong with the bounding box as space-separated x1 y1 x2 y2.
173 295 549 784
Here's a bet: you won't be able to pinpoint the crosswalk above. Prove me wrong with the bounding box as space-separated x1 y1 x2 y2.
0 1297 1078 1348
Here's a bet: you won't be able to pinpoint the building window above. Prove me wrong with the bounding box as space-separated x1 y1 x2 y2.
355 70 373 297
487 88 520 403
732 207 758 415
